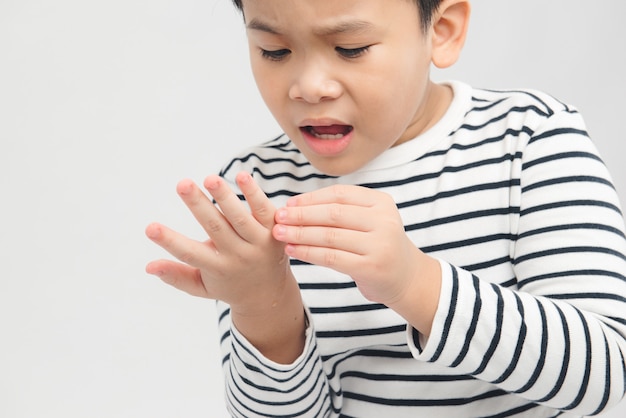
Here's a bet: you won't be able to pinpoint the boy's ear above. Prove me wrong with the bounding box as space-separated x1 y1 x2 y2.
430 0 471 69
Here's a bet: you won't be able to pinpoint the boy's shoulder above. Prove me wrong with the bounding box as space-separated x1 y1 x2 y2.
446 81 582 140
466 82 577 117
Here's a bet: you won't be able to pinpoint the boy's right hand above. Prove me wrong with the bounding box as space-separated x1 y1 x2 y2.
145 172 292 317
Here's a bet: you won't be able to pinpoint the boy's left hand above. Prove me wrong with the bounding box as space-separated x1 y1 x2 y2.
272 184 428 307
145 172 291 314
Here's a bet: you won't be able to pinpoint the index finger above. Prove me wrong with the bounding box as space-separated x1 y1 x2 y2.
204 174 272 243
286 184 380 208
235 171 276 228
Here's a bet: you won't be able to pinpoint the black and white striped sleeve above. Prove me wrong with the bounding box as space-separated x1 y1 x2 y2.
216 302 332 417
409 108 626 416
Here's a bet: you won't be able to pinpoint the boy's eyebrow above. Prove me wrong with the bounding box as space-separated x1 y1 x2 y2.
315 20 375 36
247 19 281 35
246 18 375 36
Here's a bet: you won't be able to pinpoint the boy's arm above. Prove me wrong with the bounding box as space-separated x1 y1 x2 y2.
273 109 626 415
407 110 626 416
147 172 333 417
146 172 306 363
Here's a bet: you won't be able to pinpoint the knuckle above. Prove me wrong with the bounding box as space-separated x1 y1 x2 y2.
331 185 347 202
206 218 223 235
293 207 305 224
254 204 270 220
323 249 337 267
295 225 305 241
231 215 248 229
328 204 342 223
179 249 197 265
324 228 338 246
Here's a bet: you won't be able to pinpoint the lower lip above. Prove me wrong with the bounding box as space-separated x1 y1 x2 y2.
300 128 353 156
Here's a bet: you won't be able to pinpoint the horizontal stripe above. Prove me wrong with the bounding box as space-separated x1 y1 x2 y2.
520 199 622 217
309 303 387 314
342 388 508 407
522 175 614 193
514 246 626 265
316 324 406 339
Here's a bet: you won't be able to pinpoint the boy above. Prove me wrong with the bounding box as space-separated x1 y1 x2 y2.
145 0 626 416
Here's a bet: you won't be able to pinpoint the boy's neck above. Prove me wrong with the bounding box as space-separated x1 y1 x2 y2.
395 81 453 147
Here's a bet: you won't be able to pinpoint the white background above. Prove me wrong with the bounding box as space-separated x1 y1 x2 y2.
1 1 625 417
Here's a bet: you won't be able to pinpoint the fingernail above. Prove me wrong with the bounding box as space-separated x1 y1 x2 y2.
274 225 287 236
276 208 287 221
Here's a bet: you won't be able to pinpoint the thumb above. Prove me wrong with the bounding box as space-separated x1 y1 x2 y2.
146 260 210 298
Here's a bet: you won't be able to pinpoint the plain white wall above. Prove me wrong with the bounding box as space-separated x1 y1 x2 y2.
0 1 624 417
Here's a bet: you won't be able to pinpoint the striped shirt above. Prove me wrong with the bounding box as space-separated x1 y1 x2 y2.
215 81 626 417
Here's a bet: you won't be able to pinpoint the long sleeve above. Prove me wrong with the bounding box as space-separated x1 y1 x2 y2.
409 108 626 416
217 303 333 417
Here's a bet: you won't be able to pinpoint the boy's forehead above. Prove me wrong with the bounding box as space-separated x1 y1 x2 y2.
247 18 377 37
242 0 417 36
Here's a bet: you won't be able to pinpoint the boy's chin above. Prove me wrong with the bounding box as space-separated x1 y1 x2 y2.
305 156 368 177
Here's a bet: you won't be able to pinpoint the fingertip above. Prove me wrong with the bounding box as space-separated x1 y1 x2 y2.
204 174 222 191
284 244 297 256
275 208 287 222
236 171 252 186
145 222 162 239
272 224 287 240
176 178 194 195
145 261 164 277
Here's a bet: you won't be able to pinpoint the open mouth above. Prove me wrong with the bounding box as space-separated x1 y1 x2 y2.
301 125 354 139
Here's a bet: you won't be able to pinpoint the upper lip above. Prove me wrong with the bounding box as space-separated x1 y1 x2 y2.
298 117 351 128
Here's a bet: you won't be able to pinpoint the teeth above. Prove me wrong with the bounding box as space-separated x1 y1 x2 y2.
312 133 344 140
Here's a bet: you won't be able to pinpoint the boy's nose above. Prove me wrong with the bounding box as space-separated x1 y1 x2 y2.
288 66 342 104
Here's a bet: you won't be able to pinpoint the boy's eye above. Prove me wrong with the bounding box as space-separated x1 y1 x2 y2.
260 48 291 61
335 45 370 59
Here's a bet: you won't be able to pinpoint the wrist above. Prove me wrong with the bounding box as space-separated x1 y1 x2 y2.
387 253 442 338
229 260 293 315
230 268 306 364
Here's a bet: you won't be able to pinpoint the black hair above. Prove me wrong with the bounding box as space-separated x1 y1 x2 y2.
229 0 442 31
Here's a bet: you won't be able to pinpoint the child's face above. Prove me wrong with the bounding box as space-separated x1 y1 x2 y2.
242 0 448 176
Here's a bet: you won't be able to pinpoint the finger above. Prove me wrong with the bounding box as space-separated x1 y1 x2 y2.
204 174 266 243
146 259 210 298
145 222 218 269
283 243 361 275
275 203 372 231
286 184 380 207
236 171 276 228
176 179 234 241
273 224 367 255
